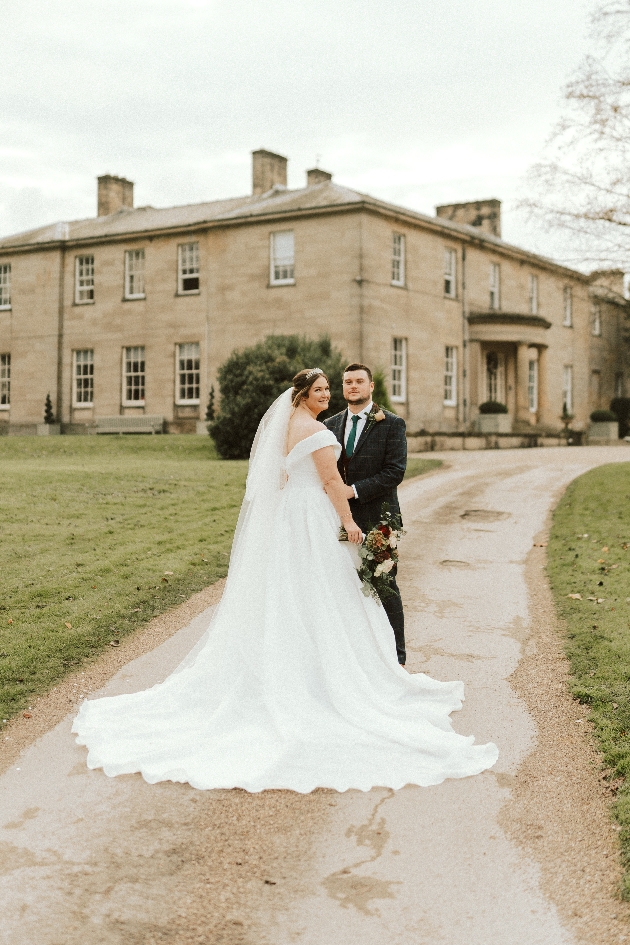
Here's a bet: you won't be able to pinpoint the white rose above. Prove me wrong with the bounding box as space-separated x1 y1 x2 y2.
389 534 397 549
374 564 383 577
380 558 395 573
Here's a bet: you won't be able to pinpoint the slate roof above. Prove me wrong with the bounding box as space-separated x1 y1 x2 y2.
0 180 585 278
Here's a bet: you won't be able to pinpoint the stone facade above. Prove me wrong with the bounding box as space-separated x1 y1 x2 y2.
0 150 626 435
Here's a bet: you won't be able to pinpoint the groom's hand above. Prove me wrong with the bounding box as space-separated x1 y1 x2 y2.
345 485 355 499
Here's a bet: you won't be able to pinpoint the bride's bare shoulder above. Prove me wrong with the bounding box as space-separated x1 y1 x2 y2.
286 416 327 453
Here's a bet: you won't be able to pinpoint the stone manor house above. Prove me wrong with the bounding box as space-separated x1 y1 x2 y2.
0 149 626 435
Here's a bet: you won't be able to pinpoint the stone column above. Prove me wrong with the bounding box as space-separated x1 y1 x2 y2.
516 342 531 425
467 341 482 423
537 346 549 427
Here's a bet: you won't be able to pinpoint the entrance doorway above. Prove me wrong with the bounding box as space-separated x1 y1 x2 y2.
485 351 505 404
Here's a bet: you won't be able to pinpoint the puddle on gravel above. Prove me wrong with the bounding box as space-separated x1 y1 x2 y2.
461 510 511 522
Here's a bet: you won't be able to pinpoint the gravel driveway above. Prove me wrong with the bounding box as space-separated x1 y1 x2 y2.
1 445 630 945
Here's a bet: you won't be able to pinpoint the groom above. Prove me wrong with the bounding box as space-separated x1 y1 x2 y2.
325 363 408 665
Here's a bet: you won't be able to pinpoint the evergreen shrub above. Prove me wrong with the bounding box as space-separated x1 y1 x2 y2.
611 398 630 438
210 335 346 459
372 369 393 412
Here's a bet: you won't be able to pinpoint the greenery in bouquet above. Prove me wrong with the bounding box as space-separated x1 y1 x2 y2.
339 506 405 602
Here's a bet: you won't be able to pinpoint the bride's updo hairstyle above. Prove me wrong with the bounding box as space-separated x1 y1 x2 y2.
292 367 329 407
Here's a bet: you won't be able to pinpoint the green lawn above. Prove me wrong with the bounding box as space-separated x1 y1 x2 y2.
404 458 442 479
548 462 630 896
0 435 247 724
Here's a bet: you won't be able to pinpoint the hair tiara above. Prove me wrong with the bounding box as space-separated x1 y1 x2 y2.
304 368 323 380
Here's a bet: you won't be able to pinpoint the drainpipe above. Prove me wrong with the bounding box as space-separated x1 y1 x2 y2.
461 245 468 427
357 212 364 362
56 224 68 424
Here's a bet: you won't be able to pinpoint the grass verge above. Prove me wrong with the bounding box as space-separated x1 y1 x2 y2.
0 435 247 724
404 458 442 479
548 462 630 896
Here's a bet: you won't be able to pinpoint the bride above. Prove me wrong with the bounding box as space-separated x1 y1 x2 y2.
73 368 498 792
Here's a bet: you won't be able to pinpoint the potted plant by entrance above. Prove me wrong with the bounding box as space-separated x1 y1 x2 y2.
36 393 61 435
475 401 512 434
588 409 619 443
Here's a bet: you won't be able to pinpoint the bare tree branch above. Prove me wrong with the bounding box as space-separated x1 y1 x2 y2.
520 1 630 268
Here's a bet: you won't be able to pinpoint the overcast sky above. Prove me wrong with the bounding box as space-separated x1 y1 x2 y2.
2 0 593 260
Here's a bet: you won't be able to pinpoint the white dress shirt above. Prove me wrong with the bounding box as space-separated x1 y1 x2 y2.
344 401 373 499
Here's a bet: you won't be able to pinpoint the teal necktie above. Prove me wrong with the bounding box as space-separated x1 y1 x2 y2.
346 414 360 457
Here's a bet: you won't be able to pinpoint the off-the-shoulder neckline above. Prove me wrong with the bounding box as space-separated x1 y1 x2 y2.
285 429 336 460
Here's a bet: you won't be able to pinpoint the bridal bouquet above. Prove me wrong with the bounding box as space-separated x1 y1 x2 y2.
339 505 405 602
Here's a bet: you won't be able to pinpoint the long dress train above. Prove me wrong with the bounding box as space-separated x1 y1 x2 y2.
73 415 498 792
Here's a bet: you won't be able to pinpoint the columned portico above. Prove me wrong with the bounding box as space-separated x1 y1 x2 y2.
467 313 552 429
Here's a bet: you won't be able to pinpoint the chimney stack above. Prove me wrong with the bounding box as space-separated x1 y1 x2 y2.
97 175 134 217
252 149 288 195
435 199 501 238
306 167 332 186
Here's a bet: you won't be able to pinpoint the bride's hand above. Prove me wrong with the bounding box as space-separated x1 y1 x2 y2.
343 518 363 544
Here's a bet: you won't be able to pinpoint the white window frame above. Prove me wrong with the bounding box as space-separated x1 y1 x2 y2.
444 249 456 298
391 233 406 287
73 349 94 407
123 346 145 406
444 346 457 405
178 242 200 294
562 365 573 414
0 353 10 408
563 286 573 327
0 264 11 310
391 337 407 402
592 303 602 336
489 262 500 310
75 255 95 304
176 342 201 405
529 274 539 315
269 231 295 285
528 351 538 413
124 249 146 300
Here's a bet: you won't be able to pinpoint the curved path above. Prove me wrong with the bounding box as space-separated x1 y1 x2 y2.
1 445 629 945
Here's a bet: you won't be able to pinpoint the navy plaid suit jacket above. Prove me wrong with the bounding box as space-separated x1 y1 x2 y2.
324 407 407 532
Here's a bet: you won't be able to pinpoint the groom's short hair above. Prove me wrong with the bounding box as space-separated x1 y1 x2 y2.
344 362 373 382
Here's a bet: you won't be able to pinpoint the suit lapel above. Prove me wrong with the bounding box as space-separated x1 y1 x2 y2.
332 409 347 451
351 413 377 459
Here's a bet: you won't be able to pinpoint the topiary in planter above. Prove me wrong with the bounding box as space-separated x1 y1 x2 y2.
610 398 630 438
44 393 56 424
478 401 508 414
205 385 215 422
590 409 618 422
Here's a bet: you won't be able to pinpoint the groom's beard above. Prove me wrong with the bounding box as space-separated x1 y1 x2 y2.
344 395 370 408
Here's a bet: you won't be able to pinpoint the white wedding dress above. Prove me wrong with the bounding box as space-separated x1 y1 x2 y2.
73 389 498 792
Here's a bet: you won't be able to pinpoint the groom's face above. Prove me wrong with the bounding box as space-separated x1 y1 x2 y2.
343 370 374 408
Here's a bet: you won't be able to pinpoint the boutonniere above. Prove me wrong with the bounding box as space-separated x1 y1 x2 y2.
366 404 386 429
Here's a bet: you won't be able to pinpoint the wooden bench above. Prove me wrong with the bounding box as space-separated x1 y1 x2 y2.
93 415 165 434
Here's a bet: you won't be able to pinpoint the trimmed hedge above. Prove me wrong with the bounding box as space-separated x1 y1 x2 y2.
478 401 509 414
590 409 618 423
